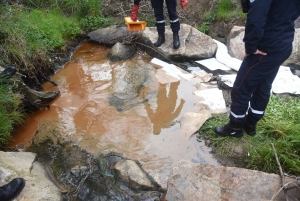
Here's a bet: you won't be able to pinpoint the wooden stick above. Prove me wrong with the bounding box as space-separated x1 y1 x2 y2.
283 180 300 191
271 143 289 201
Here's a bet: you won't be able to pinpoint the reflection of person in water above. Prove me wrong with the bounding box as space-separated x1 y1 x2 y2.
145 81 185 134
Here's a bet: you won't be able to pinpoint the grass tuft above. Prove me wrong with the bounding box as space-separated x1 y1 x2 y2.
0 78 24 147
216 0 246 20
199 94 300 175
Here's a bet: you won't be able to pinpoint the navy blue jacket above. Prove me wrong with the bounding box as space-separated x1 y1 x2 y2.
243 0 300 54
134 0 141 5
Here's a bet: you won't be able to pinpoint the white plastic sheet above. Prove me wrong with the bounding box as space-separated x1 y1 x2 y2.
193 88 227 113
206 40 300 95
219 67 300 95
151 58 194 80
196 58 231 71
272 66 300 94
214 39 243 71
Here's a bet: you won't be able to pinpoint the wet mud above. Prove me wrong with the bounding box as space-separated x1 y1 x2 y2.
25 128 163 201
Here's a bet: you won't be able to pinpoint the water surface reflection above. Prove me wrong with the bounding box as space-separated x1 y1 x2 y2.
9 42 219 187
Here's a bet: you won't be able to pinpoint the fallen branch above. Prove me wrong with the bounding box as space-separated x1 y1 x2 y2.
271 143 289 201
71 156 93 201
283 180 300 191
41 73 58 86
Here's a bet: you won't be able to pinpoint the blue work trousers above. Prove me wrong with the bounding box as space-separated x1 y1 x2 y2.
150 0 180 33
230 49 292 126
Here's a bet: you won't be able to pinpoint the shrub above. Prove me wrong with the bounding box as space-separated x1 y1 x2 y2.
80 15 113 31
198 23 210 34
0 78 24 147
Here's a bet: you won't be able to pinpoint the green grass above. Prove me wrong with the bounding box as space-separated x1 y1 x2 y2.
0 2 113 74
22 0 101 17
18 9 81 51
141 15 157 28
79 15 113 32
198 23 210 34
216 0 246 20
0 7 80 52
197 12 216 34
21 0 114 30
0 78 24 147
0 5 82 73
199 95 300 175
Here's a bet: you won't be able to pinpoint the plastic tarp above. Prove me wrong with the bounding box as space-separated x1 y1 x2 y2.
150 58 194 80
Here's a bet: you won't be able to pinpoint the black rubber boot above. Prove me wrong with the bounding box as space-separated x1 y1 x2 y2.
0 66 17 78
0 178 25 201
214 122 244 138
243 121 256 136
173 32 180 49
154 32 165 47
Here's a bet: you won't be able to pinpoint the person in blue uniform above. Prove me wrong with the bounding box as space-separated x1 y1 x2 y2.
214 0 300 137
130 0 188 49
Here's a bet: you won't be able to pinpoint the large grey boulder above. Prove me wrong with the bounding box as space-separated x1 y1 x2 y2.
226 26 245 61
227 26 300 66
0 151 61 201
87 24 217 61
288 28 300 65
87 25 139 47
139 24 217 60
165 160 300 201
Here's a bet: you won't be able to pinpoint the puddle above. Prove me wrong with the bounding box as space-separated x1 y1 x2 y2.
8 42 219 188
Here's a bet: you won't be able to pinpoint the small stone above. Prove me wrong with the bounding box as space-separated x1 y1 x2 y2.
205 140 210 147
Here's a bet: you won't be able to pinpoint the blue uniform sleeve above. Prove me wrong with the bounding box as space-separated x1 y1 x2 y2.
243 0 273 54
134 0 141 5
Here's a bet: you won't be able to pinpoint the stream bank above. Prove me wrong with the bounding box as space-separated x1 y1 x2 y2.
2 1 300 199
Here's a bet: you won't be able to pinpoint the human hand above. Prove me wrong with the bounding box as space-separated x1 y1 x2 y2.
130 4 139 22
254 49 267 56
244 49 267 59
180 0 188 9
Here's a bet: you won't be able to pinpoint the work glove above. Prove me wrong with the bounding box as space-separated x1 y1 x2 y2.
180 0 188 9
130 4 140 22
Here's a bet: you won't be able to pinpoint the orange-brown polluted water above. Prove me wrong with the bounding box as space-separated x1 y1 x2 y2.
8 42 219 187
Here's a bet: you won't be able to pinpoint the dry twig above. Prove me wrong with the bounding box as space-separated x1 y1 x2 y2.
271 143 289 201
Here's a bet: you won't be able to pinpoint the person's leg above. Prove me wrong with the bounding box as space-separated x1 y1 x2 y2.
215 54 269 137
151 0 165 47
165 0 180 49
244 49 292 135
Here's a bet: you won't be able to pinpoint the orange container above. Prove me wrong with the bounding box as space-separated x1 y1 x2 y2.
124 17 147 31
